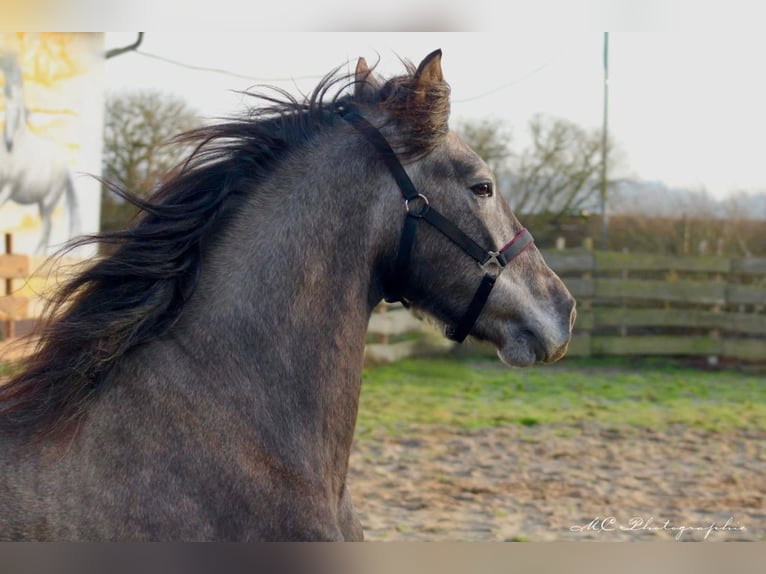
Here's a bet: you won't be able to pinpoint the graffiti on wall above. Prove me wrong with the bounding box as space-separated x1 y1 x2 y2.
0 33 103 256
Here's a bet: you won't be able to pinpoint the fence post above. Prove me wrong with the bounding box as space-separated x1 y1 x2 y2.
581 237 594 357
620 246 629 338
3 233 14 339
707 240 722 366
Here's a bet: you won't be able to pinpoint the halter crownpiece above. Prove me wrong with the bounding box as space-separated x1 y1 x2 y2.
337 103 534 343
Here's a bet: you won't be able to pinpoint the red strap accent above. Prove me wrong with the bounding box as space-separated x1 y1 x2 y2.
499 228 534 263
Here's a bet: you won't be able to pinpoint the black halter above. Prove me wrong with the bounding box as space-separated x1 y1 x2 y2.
338 104 534 343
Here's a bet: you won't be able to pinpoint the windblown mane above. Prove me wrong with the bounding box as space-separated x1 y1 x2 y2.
0 56 451 437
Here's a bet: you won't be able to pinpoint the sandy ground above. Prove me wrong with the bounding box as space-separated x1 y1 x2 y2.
348 423 765 541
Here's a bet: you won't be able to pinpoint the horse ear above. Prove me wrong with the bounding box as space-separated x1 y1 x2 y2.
354 57 381 100
411 49 444 103
355 57 371 79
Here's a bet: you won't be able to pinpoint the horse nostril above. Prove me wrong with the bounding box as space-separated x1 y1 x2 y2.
523 329 549 363
525 323 571 364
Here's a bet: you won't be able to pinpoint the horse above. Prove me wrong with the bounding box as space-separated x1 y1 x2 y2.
0 49 575 541
0 52 81 255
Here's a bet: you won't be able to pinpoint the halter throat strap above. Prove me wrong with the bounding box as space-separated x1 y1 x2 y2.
337 104 533 343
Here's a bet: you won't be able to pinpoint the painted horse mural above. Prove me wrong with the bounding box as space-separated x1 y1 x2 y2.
0 52 80 254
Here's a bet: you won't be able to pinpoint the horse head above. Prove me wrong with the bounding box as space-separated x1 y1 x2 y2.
352 50 576 367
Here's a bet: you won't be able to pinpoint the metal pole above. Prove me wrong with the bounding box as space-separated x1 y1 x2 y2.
600 32 610 250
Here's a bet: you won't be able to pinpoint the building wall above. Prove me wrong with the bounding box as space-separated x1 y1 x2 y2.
0 32 104 256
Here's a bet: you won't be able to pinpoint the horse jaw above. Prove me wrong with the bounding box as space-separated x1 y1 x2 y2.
494 326 570 368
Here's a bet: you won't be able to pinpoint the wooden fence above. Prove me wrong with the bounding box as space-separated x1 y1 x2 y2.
0 234 84 358
366 246 766 364
3 233 764 364
1 233 32 342
366 304 454 364
545 247 766 362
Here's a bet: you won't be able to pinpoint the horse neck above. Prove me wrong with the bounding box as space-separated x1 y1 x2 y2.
156 141 393 481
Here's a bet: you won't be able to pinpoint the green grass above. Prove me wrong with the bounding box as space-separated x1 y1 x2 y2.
356 356 766 436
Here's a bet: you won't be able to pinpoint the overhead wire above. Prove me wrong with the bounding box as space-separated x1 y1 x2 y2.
452 63 549 104
131 48 551 102
134 49 326 84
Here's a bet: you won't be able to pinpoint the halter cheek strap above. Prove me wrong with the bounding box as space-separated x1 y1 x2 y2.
446 229 534 342
337 104 534 343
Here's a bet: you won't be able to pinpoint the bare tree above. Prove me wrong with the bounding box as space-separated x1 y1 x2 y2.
457 113 623 242
454 117 513 175
509 113 613 220
103 90 202 197
101 90 202 231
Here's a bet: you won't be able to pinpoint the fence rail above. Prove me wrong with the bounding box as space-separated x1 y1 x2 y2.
1 233 84 346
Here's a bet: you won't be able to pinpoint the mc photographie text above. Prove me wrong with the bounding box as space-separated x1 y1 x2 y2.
570 515 746 541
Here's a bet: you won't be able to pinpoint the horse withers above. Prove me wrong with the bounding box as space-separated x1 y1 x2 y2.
0 50 575 540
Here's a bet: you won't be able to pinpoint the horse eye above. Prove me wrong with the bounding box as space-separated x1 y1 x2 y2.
471 182 493 198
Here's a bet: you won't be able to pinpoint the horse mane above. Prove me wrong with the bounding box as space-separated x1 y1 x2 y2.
0 55 451 437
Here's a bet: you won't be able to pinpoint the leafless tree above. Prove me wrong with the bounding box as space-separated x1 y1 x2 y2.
457 113 623 242
101 90 202 231
454 117 513 175
508 113 617 220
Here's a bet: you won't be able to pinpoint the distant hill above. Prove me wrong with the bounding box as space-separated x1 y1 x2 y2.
608 180 766 220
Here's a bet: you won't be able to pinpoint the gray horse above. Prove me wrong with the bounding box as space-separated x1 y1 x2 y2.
0 50 575 541
0 52 81 254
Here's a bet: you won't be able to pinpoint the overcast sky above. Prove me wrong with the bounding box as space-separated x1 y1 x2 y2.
104 31 766 200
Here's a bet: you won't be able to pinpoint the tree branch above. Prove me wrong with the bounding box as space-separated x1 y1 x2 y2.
106 33 145 60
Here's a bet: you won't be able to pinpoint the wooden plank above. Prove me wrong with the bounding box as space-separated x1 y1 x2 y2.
721 339 766 361
591 336 721 356
565 333 591 357
542 248 594 274
594 278 726 305
0 254 30 280
367 308 424 337
572 310 594 331
365 340 421 363
719 314 766 336
727 284 766 306
595 308 701 329
731 257 766 275
592 308 766 335
563 278 594 299
0 296 29 318
365 337 453 364
594 251 731 273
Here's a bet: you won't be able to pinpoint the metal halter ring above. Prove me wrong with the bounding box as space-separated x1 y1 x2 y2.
480 251 502 268
478 251 506 277
404 193 430 217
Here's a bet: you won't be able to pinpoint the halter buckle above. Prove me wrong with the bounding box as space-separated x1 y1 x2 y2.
479 251 505 276
404 193 430 218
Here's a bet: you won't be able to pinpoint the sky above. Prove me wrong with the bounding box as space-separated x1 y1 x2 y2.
103 31 766 200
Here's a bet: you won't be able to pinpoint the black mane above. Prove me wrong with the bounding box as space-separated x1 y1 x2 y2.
0 57 451 437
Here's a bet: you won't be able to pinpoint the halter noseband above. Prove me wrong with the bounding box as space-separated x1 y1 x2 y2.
338 104 534 343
